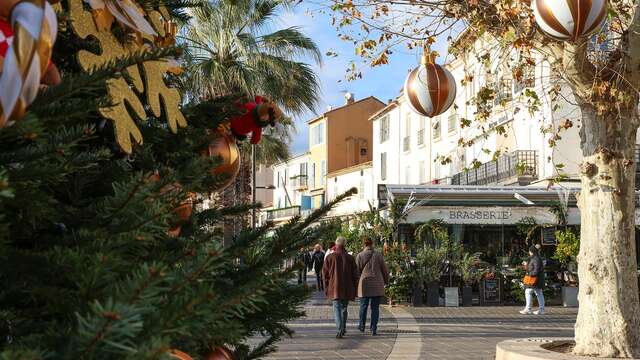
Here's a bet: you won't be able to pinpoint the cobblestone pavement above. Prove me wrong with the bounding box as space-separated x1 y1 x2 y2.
264 274 577 360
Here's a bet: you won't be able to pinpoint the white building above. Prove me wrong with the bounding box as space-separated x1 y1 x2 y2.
263 152 310 223
326 162 375 216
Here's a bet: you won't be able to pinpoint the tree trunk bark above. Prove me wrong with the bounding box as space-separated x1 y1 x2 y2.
574 104 640 357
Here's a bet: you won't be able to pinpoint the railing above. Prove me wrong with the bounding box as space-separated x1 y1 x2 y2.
417 129 425 146
266 205 300 220
403 136 410 152
451 150 538 186
290 175 308 190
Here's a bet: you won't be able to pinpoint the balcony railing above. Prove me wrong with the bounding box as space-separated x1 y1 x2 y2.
451 150 538 186
417 129 425 146
403 136 410 152
290 175 308 190
266 205 300 220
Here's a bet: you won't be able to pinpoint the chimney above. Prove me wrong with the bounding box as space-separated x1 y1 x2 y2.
344 92 354 105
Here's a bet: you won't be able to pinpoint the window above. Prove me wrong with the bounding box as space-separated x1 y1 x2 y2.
381 152 387 181
360 148 367 156
310 163 316 189
300 162 307 176
448 112 457 134
434 163 441 180
514 65 535 94
359 178 365 199
418 117 425 146
379 115 390 143
419 161 426 184
403 113 411 152
432 117 441 141
277 171 281 187
320 160 326 186
284 168 288 186
310 122 325 146
405 165 411 184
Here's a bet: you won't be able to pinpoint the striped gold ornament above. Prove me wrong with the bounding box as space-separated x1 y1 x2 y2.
533 0 607 41
0 0 57 127
403 58 456 118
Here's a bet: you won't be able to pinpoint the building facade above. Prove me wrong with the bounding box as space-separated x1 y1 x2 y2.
326 161 375 217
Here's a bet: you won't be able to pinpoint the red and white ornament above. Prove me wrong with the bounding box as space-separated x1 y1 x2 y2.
532 0 607 41
403 59 456 118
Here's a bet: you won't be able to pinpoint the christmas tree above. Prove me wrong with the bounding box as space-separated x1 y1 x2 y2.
0 1 349 358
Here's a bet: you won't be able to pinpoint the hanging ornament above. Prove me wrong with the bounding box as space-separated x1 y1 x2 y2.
403 53 456 118
230 96 284 144
532 0 607 41
169 349 193 360
205 128 241 192
146 173 194 237
0 0 58 127
83 0 156 35
205 346 235 360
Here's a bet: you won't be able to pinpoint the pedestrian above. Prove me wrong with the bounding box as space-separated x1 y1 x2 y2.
520 245 545 315
311 244 325 291
322 236 359 338
356 236 389 336
298 247 312 285
324 241 336 262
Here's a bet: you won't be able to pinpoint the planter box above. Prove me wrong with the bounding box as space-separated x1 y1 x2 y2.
479 278 502 305
411 283 423 307
462 286 473 306
562 286 578 307
445 287 459 307
426 281 440 307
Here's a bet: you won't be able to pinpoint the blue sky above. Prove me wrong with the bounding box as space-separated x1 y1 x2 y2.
279 4 450 154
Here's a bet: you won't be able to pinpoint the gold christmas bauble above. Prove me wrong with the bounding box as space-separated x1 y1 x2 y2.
205 129 241 192
205 346 235 360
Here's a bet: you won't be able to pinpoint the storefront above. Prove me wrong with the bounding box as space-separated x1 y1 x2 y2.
382 184 640 264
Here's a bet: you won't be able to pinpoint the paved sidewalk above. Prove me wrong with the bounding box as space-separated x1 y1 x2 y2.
264 274 577 360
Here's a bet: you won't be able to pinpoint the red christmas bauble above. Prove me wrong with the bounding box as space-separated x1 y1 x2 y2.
205 129 241 192
205 346 235 360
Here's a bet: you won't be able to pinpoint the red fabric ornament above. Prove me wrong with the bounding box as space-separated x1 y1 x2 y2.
229 96 283 144
205 346 235 360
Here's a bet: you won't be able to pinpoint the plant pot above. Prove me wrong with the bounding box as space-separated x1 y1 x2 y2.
411 282 423 307
462 286 473 306
562 286 578 307
445 287 459 307
426 281 440 307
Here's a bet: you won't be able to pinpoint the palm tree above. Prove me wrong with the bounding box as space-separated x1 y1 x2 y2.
183 0 322 117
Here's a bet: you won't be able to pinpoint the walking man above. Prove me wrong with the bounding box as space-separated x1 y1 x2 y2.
311 244 325 291
520 245 545 315
356 236 389 335
323 236 359 338
298 247 312 285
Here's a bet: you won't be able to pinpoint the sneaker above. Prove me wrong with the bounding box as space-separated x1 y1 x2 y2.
336 332 343 339
358 326 365 333
519 309 532 315
533 310 545 315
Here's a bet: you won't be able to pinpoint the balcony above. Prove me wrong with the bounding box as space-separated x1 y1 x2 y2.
266 205 300 221
290 175 308 190
403 136 410 152
451 150 538 186
417 129 425 146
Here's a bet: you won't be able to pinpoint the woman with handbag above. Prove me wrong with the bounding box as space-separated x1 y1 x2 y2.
519 245 546 315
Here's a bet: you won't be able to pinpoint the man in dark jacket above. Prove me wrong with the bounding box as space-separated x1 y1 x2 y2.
322 236 359 338
311 244 325 291
298 247 312 285
520 245 545 315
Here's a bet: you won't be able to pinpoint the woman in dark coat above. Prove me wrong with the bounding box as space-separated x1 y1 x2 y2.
520 245 545 315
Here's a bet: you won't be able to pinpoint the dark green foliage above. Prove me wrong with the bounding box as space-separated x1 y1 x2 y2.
0 2 343 359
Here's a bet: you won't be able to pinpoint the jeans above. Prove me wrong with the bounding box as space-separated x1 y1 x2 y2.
315 271 324 291
332 299 349 333
525 288 545 311
359 296 381 332
298 269 307 284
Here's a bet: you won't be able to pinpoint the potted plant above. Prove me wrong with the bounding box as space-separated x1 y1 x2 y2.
416 245 445 306
553 228 580 307
458 252 482 306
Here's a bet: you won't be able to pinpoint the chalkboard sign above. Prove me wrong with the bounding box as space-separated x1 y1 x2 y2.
480 279 502 305
542 227 557 245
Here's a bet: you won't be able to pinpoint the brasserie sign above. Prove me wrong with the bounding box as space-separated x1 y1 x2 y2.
449 210 512 221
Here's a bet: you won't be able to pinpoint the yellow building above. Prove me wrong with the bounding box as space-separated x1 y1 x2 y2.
306 94 385 208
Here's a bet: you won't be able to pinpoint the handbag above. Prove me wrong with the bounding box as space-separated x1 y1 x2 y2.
523 275 537 286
